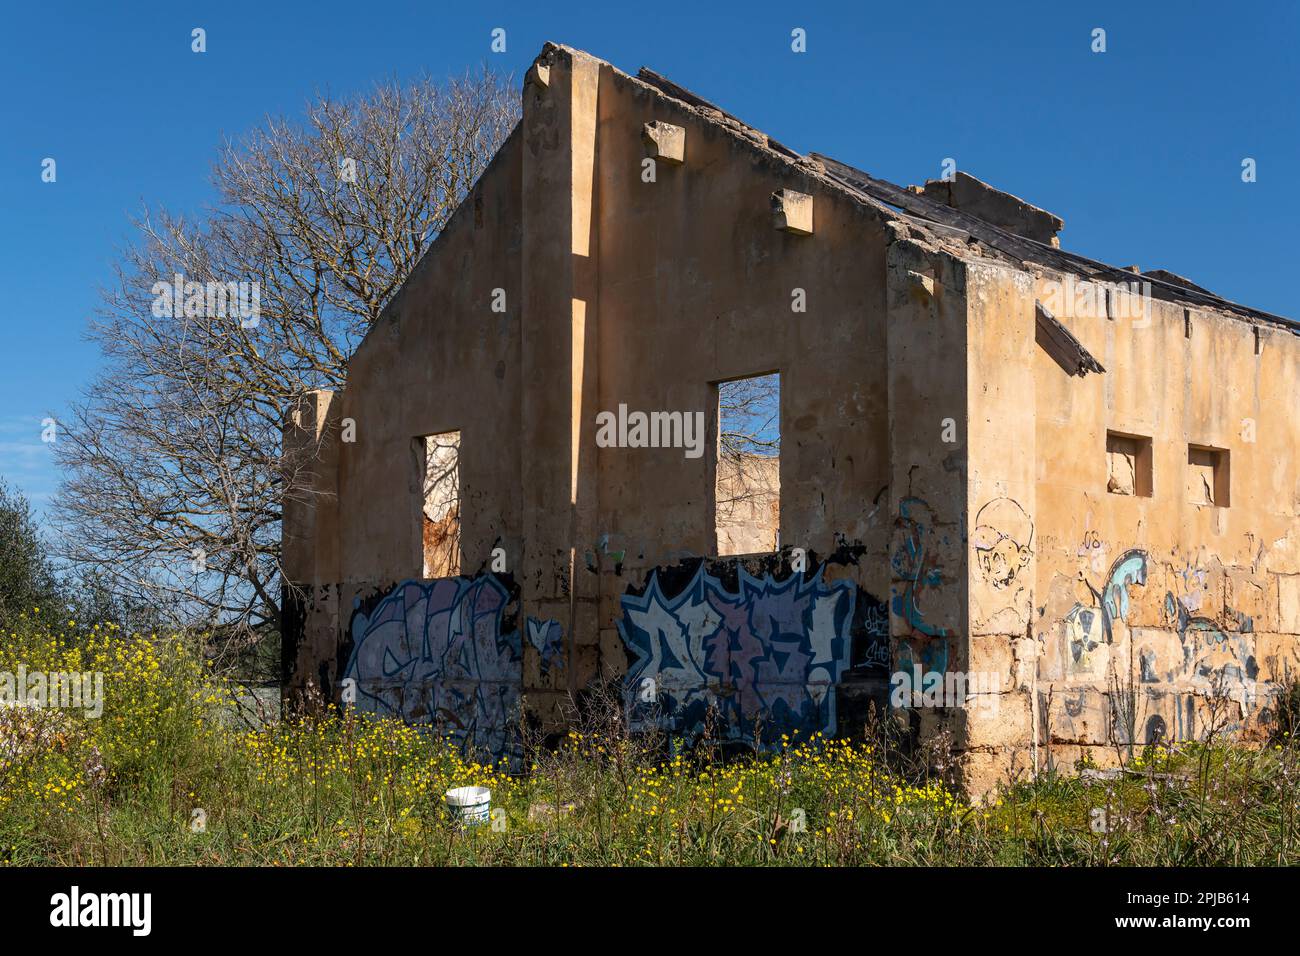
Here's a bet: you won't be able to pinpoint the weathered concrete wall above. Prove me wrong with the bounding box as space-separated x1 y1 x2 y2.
281 389 340 695
883 238 971 759
281 44 901 756
962 260 1040 790
588 56 895 721
282 42 1300 790
716 454 779 555
282 119 526 708
956 263 1300 791
1029 278 1300 766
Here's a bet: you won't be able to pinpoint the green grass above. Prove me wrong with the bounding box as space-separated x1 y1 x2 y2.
2 619 1298 866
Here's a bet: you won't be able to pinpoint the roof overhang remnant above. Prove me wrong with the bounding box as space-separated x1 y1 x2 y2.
1035 300 1105 377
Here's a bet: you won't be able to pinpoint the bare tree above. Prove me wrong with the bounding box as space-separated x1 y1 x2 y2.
718 373 780 462
51 69 519 676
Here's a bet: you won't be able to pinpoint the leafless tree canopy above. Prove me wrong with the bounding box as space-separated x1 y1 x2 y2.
718 374 779 458
52 70 519 674
717 373 780 506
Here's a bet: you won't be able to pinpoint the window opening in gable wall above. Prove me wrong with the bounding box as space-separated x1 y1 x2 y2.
715 373 780 556
416 431 461 577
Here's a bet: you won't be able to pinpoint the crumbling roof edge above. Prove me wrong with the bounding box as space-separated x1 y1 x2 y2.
619 62 930 239
811 152 1294 332
384 42 1294 350
538 46 967 264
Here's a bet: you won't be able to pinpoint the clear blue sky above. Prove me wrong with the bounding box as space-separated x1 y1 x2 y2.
1 0 1294 521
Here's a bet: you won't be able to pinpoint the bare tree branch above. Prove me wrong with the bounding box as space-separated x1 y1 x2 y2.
51 69 519 679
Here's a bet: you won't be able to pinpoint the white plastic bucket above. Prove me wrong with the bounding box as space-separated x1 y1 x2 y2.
444 785 491 826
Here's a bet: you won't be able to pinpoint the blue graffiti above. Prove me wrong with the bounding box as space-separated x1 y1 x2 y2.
891 496 948 637
898 637 949 678
1060 551 1148 675
1164 592 1259 688
344 575 523 763
526 618 566 675
618 563 856 744
1098 550 1148 641
1069 549 1149 649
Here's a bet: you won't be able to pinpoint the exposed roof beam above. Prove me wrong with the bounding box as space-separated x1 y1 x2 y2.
1036 301 1106 377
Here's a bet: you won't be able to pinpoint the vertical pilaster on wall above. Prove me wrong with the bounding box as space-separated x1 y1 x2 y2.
962 262 1039 793
520 44 601 715
281 389 340 704
282 390 338 584
885 236 971 754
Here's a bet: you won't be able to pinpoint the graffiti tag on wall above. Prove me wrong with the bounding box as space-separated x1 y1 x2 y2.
1162 592 1258 712
971 496 1035 633
618 562 856 744
344 575 562 764
972 497 1034 590
1051 547 1259 739
856 593 891 671
891 497 948 637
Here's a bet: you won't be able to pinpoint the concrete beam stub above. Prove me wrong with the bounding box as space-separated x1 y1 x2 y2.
772 188 813 235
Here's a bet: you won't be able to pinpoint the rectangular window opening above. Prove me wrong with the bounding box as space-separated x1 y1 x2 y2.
1106 431 1153 497
715 373 780 556
416 431 461 577
1187 444 1230 508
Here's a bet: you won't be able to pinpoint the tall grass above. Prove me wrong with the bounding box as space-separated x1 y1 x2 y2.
2 616 1297 866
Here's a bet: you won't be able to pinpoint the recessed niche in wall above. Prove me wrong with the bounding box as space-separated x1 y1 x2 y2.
1106 431 1153 497
1187 444 1230 508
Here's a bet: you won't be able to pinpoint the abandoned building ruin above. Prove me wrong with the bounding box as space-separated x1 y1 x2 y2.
281 42 1300 794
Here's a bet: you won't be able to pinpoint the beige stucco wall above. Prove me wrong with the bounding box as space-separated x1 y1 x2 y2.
588 58 894 688
281 46 900 720
282 42 1299 794
716 454 780 556
958 262 1300 791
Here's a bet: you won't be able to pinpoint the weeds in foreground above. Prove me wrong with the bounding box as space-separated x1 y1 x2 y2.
2 619 1298 865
